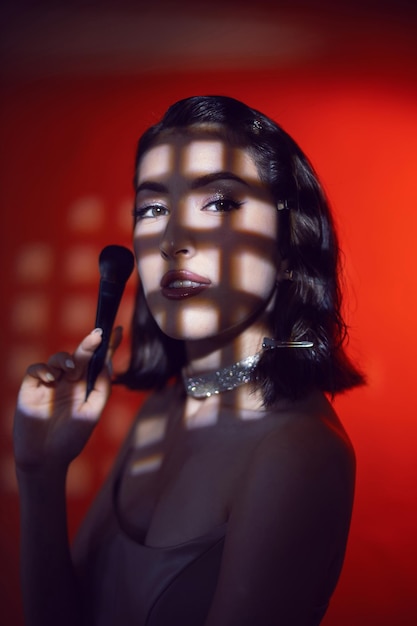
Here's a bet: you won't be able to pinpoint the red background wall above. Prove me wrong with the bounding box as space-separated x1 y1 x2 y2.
1 2 416 624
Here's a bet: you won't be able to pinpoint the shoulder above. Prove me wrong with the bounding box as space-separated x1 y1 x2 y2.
253 392 354 478
205 394 356 624
233 391 355 528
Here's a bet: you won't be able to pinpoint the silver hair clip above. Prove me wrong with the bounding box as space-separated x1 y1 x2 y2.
262 337 314 350
277 200 290 211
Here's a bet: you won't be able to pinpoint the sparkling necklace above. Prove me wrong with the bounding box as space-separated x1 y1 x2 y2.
183 353 260 399
182 337 314 399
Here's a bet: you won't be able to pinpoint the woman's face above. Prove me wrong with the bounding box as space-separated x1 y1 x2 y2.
133 131 284 342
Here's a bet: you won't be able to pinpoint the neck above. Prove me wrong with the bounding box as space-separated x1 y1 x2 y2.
182 386 267 427
183 317 269 377
181 318 270 417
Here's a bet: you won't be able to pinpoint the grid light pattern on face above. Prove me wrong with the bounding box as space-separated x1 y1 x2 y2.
134 135 279 346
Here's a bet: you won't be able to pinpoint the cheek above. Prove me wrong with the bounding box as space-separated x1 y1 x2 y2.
134 248 163 294
226 206 279 297
233 251 278 296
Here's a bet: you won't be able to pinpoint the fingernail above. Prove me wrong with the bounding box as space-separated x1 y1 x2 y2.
65 359 75 369
91 328 103 335
45 372 55 382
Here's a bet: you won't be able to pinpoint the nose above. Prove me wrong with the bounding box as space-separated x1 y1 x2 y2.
159 217 195 260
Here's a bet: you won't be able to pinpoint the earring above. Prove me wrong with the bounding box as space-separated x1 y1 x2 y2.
277 200 290 211
284 269 294 281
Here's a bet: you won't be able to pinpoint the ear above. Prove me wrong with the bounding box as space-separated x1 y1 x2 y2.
276 257 290 282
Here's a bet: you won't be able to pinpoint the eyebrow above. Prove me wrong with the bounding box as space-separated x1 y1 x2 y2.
136 171 251 194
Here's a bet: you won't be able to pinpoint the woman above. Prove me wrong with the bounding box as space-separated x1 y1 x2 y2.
13 95 364 626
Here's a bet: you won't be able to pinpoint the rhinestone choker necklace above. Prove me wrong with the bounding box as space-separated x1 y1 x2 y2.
183 353 260 399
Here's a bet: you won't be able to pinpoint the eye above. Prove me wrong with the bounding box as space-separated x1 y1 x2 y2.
201 197 244 213
133 204 169 220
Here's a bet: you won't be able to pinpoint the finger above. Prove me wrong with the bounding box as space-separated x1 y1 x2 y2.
46 350 82 382
74 328 104 358
68 328 104 376
41 330 104 383
25 362 59 385
18 363 61 416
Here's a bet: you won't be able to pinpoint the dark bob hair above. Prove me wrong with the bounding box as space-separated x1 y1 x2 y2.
117 95 365 404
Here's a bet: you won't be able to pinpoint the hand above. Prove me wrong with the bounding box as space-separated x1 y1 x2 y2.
13 327 122 473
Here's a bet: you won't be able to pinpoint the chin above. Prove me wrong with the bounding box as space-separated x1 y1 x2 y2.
152 304 221 339
150 295 269 342
158 324 222 343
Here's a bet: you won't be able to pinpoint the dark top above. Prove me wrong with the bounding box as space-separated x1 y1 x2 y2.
83 519 226 626
76 384 340 626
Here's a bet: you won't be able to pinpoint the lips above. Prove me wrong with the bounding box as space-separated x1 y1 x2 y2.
160 270 211 299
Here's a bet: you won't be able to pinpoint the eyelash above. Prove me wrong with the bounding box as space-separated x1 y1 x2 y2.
133 196 244 221
133 204 168 221
202 196 244 213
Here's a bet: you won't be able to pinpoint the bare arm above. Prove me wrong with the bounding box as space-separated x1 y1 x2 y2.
205 417 355 626
13 329 119 626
